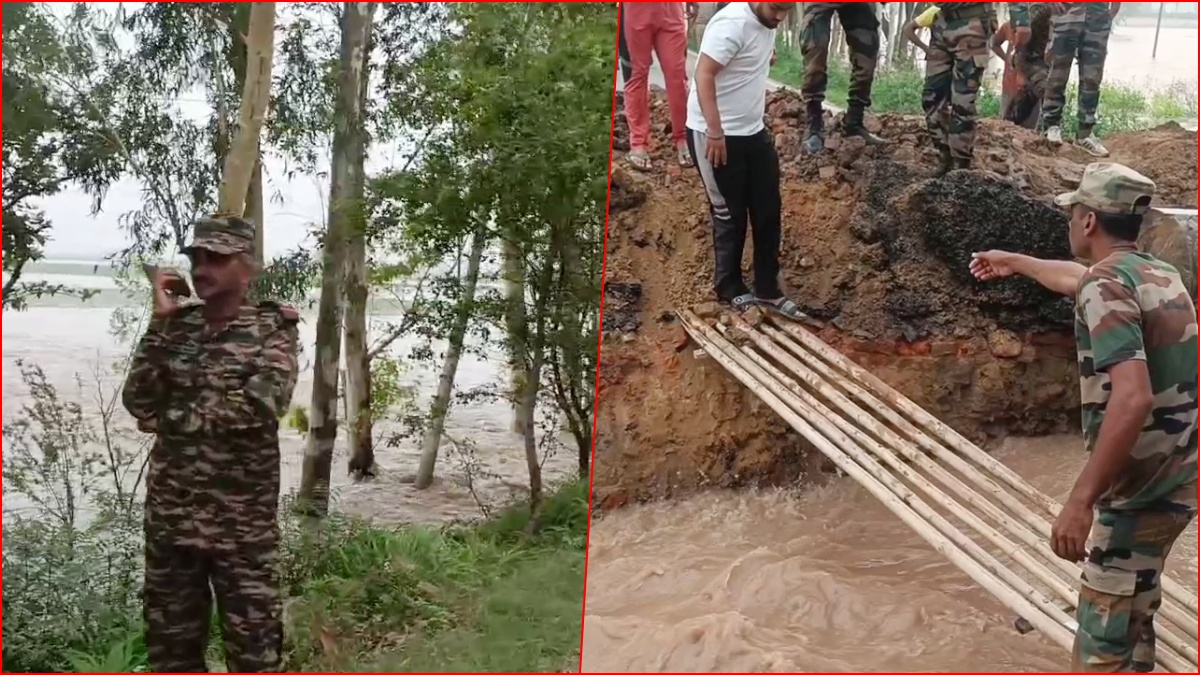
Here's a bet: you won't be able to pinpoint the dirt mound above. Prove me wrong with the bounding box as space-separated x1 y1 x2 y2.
595 89 1198 508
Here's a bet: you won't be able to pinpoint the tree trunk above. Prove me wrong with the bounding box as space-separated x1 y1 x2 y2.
414 227 487 490
503 239 529 435
217 2 276 216
345 10 377 483
248 154 265 263
298 1 375 516
521 250 557 531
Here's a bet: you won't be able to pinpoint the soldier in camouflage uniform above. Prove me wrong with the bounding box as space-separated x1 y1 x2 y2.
970 162 1197 673
1038 2 1122 157
920 2 998 175
799 2 887 154
122 215 301 672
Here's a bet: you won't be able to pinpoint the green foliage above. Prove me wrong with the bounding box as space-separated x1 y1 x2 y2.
371 4 611 471
770 51 1194 138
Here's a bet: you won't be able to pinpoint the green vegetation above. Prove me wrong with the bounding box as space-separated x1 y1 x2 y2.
770 51 1197 138
5 444 586 674
2 360 586 674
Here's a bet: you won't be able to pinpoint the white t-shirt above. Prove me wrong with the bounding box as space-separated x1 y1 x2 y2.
686 2 775 137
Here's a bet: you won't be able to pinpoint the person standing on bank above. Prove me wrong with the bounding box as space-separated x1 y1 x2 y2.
1037 1 1121 157
623 2 699 170
799 2 888 154
970 162 1197 673
123 215 301 672
688 2 807 320
921 2 999 175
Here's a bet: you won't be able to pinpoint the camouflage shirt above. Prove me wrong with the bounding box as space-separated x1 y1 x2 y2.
122 301 301 550
1074 250 1199 512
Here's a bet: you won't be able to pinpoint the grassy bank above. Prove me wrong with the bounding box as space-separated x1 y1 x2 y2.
769 49 1196 138
2 480 588 673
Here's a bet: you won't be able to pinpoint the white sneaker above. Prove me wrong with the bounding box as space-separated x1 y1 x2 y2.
1076 134 1110 158
1045 125 1063 143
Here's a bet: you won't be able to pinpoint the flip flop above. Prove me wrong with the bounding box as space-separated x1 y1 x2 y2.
627 151 652 171
756 296 810 322
726 293 756 313
677 146 694 168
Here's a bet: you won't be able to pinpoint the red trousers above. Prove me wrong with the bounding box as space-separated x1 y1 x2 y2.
623 2 689 150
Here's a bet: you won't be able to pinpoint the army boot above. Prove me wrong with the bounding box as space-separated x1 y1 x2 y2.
802 101 825 155
841 105 887 145
934 145 954 177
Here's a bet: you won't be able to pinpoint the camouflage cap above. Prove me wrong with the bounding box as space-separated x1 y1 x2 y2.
183 215 256 256
1054 162 1156 216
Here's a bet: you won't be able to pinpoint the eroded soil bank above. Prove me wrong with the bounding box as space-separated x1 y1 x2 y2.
596 89 1198 508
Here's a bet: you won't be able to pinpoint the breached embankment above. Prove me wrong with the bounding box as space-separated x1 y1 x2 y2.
596 89 1197 508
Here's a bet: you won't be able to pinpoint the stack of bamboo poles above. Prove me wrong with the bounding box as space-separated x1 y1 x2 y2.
677 309 1199 672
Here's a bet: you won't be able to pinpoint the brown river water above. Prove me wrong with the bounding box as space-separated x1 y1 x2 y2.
2 300 576 526
582 435 1199 672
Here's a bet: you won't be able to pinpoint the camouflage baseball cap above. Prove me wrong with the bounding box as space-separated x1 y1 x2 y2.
183 215 256 256
1054 162 1156 216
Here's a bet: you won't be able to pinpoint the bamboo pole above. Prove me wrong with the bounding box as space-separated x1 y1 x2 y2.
771 320 1200 618
760 322 1200 642
679 311 1080 653
773 321 1062 515
717 325 1080 620
725 318 1198 666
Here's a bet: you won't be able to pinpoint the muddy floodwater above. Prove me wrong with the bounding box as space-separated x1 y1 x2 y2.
2 297 575 526
582 435 1199 672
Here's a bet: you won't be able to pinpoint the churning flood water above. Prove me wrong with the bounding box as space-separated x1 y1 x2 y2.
582 436 1199 672
2 266 576 526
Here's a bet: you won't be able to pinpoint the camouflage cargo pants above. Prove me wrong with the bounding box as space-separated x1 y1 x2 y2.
144 538 283 672
921 16 991 161
1041 7 1112 133
800 2 880 110
1072 508 1194 672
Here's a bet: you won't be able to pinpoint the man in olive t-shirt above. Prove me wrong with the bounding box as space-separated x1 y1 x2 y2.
969 162 1197 673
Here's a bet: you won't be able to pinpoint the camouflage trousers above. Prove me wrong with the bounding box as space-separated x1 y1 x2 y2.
800 2 880 110
1041 9 1112 133
144 537 283 672
1072 508 1194 672
921 16 991 161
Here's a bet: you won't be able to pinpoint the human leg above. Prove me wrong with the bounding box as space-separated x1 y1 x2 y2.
921 22 954 174
623 3 658 167
1040 15 1083 138
653 3 692 164
1071 508 1193 672
944 17 990 167
212 542 284 673
144 538 213 672
837 2 886 144
1075 8 1112 155
687 129 754 306
800 3 837 153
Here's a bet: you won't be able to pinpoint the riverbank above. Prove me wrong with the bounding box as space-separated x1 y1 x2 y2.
2 480 587 673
